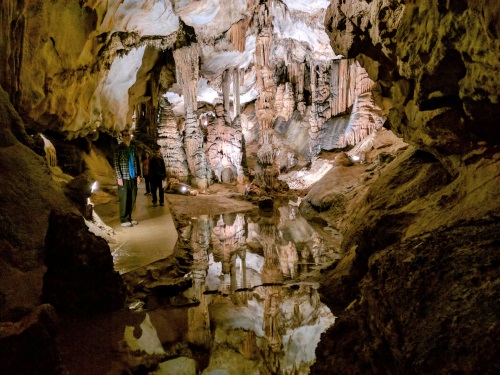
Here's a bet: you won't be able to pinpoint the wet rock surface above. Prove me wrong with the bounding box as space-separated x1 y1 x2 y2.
314 220 500 374
43 210 125 313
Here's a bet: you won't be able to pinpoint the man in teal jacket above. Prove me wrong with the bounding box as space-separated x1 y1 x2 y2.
113 129 141 227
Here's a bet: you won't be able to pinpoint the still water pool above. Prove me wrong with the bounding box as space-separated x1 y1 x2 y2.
60 203 340 375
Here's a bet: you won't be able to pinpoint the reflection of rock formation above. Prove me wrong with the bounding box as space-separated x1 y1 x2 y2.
310 232 324 265
211 214 246 273
124 313 164 355
174 206 335 374
278 240 298 279
261 240 283 284
263 285 284 365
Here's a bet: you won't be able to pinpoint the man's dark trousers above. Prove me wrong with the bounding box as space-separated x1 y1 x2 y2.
118 178 137 222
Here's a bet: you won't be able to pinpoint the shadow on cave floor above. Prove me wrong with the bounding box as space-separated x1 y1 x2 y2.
93 181 178 274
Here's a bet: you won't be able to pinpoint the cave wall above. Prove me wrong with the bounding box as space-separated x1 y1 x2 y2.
311 1 499 373
0 0 176 138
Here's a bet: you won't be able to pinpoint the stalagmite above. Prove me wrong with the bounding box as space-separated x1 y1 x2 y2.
205 102 245 183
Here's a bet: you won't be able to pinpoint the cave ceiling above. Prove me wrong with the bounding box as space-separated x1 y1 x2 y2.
1 0 339 138
0 0 497 161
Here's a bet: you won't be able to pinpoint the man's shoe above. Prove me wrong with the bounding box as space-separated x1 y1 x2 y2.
152 202 158 207
121 222 133 227
160 202 164 206
144 192 149 195
131 220 138 225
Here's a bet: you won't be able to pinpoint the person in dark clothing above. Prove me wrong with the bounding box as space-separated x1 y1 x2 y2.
113 129 141 227
149 147 167 207
142 150 151 195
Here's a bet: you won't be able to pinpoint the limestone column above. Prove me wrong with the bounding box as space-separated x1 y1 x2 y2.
173 44 210 189
157 98 189 182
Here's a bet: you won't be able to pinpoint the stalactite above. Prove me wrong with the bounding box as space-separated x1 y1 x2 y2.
274 84 284 119
288 63 305 115
308 103 325 158
222 69 232 120
355 60 375 95
184 111 209 185
174 45 200 113
228 18 249 52
233 67 241 119
41 135 57 167
254 2 275 136
329 58 374 117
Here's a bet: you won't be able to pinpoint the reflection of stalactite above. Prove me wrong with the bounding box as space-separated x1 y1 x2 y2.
241 330 259 360
230 250 252 306
157 99 189 182
310 232 324 265
261 241 282 284
263 285 283 358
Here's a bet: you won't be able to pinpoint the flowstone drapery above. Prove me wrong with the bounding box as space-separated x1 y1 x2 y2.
308 59 378 158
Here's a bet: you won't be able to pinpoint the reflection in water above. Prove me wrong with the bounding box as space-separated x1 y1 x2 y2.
126 205 336 374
